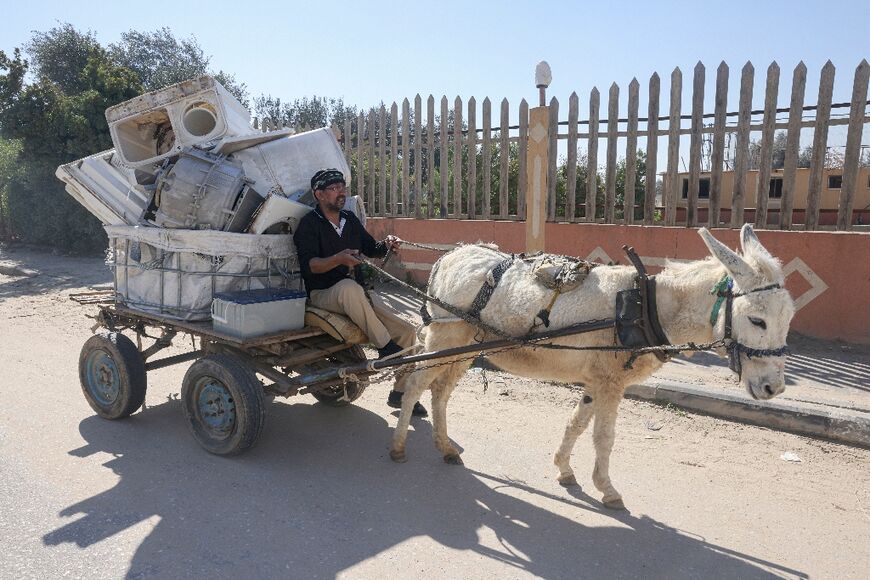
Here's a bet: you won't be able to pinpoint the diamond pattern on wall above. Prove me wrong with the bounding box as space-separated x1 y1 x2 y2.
782 257 828 312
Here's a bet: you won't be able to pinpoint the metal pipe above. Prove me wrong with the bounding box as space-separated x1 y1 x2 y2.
144 349 205 371
290 319 616 389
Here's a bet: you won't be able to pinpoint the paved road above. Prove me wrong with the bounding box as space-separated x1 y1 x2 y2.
1 247 869 579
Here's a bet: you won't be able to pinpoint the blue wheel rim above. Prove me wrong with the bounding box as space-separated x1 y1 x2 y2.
194 378 236 439
85 349 121 407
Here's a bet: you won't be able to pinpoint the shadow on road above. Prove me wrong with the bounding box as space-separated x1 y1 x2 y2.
44 399 807 578
0 250 109 301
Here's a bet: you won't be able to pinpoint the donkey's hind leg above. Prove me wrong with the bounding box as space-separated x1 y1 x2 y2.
553 392 596 487
390 365 439 463
430 357 474 464
390 322 476 464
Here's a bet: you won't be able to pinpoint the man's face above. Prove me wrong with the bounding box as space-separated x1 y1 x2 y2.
315 182 347 212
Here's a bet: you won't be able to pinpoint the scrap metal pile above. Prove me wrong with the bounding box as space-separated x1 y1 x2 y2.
56 76 362 321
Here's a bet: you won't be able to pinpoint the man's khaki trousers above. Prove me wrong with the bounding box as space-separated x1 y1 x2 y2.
307 278 416 350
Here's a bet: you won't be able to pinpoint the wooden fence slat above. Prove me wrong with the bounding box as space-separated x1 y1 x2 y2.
547 97 558 221
586 87 600 220
605 84 619 223
566 92 579 221
518 99 529 220
357 112 365 206
390 103 399 215
482 97 492 219
453 96 463 217
687 62 705 228
781 62 807 230
378 105 386 216
401 98 410 216
709 61 729 227
427 95 435 219
368 109 376 214
466 97 477 218
645 73 660 224
731 62 755 228
499 98 511 219
440 96 449 218
754 62 780 229
624 79 639 224
806 61 836 231
664 67 682 226
414 94 423 218
837 59 870 230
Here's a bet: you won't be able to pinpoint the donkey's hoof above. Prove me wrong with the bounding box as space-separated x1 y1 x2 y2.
390 449 407 463
603 497 626 510
558 474 579 487
443 453 464 465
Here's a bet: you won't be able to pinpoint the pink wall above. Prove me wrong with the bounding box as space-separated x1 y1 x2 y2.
368 218 870 344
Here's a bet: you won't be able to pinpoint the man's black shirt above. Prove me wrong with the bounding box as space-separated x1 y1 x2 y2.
293 206 388 293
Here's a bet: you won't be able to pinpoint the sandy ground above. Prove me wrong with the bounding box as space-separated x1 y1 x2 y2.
1 245 869 579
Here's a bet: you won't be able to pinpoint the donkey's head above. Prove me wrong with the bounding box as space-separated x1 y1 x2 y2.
699 224 795 400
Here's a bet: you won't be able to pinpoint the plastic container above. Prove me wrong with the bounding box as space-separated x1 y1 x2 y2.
106 225 300 321
211 288 307 339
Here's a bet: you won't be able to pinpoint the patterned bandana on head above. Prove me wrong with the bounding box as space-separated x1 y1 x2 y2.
311 169 346 191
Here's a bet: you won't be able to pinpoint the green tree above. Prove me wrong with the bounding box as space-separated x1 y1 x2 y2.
0 138 22 239
0 44 142 251
253 94 358 130
109 27 249 106
25 23 101 95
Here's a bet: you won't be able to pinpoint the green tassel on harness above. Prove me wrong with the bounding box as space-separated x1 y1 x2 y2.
709 275 732 326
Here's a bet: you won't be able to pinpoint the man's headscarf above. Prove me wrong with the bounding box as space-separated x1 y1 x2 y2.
311 169 346 192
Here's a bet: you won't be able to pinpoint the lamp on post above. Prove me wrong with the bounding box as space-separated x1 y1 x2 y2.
526 61 552 253
535 61 552 107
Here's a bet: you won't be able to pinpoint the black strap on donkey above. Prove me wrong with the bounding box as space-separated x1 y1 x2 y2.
615 245 672 362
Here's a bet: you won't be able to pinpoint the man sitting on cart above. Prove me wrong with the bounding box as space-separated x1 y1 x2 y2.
293 169 427 417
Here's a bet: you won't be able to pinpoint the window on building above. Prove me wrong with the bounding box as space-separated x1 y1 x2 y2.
682 177 711 199
769 178 783 198
828 175 842 189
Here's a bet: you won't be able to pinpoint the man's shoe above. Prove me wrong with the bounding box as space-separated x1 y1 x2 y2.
377 340 403 359
387 390 428 417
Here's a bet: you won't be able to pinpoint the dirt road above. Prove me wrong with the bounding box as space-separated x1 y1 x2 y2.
1 246 868 579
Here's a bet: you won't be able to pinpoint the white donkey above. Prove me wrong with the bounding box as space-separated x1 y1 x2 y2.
391 224 795 509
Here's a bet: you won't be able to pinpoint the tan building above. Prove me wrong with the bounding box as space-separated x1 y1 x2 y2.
666 167 870 226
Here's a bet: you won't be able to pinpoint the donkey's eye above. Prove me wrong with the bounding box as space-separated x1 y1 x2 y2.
749 317 767 330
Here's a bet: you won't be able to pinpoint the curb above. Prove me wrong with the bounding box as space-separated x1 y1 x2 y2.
625 381 870 449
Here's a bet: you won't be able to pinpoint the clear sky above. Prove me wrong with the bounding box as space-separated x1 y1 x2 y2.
3 0 868 110
2 0 868 163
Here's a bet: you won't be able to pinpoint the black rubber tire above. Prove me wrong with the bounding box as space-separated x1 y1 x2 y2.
307 345 369 407
181 354 265 456
78 332 147 420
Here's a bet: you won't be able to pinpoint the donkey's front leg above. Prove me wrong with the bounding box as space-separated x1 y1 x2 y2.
554 392 596 487
591 391 626 510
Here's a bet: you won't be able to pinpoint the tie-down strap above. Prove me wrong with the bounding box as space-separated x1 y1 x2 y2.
467 257 515 320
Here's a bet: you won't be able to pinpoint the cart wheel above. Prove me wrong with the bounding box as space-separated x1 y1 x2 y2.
79 332 147 420
181 354 265 455
308 345 369 407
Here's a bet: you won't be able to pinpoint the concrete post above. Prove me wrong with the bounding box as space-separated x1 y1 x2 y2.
525 106 549 253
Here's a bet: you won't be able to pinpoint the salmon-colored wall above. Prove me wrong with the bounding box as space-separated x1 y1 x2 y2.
368 218 870 344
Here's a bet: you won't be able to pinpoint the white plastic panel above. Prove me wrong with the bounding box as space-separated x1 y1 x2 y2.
107 76 252 168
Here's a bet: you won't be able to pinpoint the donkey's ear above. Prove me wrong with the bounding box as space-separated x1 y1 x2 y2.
739 223 775 262
699 227 753 280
